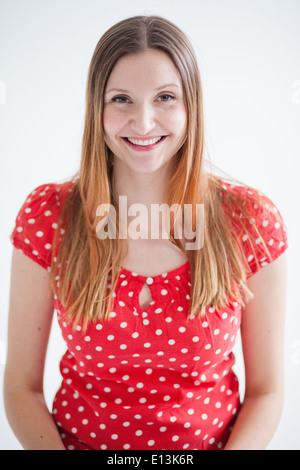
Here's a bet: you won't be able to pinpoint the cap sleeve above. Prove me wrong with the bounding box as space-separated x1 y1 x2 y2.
221 181 288 279
9 182 66 271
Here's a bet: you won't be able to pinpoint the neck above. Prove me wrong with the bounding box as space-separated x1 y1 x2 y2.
111 157 177 240
112 158 175 209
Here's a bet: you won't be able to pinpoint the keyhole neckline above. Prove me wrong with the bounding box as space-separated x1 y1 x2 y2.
119 260 190 283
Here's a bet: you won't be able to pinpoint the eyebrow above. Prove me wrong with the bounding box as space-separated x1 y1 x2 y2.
105 83 181 94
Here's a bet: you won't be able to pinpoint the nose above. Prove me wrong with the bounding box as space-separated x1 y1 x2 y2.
129 102 156 135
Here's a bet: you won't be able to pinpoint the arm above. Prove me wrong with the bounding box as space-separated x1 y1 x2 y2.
224 252 287 450
4 248 66 450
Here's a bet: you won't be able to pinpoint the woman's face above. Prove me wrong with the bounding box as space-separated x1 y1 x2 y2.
103 49 187 174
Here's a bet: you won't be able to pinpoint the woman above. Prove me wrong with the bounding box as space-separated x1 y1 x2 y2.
5 15 288 450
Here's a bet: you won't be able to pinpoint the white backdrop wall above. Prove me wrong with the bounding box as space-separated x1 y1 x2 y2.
0 0 299 450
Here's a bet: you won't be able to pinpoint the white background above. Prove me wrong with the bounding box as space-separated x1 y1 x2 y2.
0 0 299 450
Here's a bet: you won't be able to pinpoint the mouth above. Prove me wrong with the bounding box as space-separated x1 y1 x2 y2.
121 135 168 151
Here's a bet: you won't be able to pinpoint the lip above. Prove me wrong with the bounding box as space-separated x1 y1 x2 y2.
121 135 168 152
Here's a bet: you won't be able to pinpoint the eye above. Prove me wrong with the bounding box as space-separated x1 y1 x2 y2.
111 96 131 104
157 94 176 102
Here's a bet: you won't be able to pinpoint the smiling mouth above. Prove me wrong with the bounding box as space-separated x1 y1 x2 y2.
122 136 167 147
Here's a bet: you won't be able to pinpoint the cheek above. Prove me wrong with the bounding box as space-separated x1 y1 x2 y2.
166 106 187 136
103 107 126 136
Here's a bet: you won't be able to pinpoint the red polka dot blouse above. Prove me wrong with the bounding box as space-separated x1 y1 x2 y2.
9 179 288 450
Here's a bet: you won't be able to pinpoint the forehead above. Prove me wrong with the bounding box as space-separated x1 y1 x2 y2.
106 49 182 89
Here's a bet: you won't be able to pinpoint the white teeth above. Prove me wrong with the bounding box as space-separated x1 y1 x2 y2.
127 137 162 146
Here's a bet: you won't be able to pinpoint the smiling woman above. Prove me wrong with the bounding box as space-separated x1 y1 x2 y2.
5 15 288 452
103 49 187 172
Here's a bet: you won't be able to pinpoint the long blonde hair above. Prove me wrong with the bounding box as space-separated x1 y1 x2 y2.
49 15 270 330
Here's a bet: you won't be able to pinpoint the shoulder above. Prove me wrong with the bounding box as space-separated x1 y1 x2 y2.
9 179 76 270
217 177 288 278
